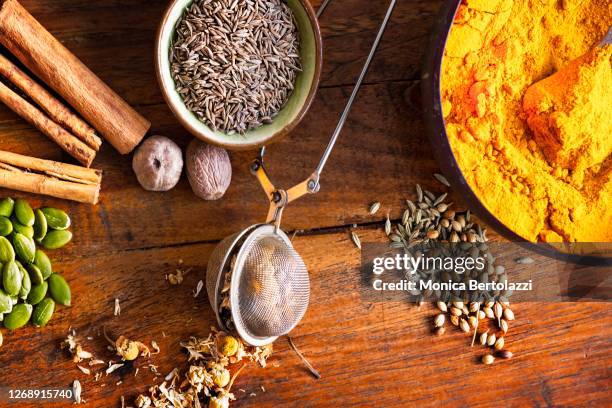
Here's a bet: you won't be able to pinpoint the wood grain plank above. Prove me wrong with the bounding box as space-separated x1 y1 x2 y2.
0 230 608 407
0 0 441 107
0 81 444 257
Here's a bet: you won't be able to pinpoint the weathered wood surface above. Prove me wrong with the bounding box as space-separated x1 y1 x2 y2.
0 0 609 407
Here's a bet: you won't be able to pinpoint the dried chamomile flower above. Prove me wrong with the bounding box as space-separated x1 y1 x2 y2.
115 335 151 361
217 335 239 357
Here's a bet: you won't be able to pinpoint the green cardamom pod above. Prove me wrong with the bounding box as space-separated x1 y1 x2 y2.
27 281 48 306
3 303 32 330
0 198 14 218
33 209 48 241
0 216 13 237
14 199 34 227
11 218 34 239
0 289 13 314
26 263 44 285
41 230 73 250
12 233 35 263
32 298 55 327
41 208 71 231
0 236 15 263
48 274 71 306
18 263 31 300
2 261 22 297
33 250 52 280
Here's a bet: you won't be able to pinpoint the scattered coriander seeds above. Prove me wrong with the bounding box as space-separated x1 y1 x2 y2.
495 336 505 350
450 307 462 316
484 307 494 319
479 331 488 346
436 327 446 336
504 308 515 321
459 318 470 333
500 319 509 334
434 314 446 328
436 301 447 313
498 350 513 359
450 315 460 326
487 333 497 347
494 302 503 321
482 354 495 365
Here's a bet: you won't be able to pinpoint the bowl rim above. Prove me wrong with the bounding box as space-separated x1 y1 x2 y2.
421 0 611 266
155 0 323 151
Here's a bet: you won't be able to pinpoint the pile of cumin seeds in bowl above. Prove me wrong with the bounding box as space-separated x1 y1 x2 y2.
171 0 302 135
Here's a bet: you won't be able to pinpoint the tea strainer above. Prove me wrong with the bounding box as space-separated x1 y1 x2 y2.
206 0 397 346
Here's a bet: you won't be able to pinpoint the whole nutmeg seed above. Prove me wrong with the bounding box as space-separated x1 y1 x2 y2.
132 135 183 191
186 139 232 200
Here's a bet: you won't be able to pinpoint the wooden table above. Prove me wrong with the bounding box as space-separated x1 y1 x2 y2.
0 0 610 407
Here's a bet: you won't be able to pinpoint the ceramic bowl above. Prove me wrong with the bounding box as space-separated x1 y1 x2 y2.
421 0 610 265
156 0 322 150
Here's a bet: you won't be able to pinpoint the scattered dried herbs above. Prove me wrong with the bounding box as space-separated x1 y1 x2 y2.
135 328 273 408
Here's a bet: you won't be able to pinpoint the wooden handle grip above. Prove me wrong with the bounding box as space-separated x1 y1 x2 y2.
0 0 151 154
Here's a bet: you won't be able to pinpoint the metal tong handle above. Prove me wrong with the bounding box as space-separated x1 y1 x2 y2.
253 0 397 226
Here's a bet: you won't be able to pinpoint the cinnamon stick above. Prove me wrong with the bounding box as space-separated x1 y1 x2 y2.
0 78 96 167
0 53 102 151
0 0 150 154
0 150 101 204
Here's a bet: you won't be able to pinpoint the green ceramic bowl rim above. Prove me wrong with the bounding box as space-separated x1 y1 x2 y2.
156 0 322 150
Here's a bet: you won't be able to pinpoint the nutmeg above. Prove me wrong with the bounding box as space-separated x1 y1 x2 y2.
186 139 232 200
132 135 183 191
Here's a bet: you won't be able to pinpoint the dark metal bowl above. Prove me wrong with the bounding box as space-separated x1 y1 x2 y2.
421 0 611 266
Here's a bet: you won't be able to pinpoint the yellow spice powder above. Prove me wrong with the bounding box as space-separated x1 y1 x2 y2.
441 0 612 242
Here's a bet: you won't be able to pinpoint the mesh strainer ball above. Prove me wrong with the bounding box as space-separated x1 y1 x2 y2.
206 224 309 346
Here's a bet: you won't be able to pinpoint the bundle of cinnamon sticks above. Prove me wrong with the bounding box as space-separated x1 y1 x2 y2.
0 0 152 204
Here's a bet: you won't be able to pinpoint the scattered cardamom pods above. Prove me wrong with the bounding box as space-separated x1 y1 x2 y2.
0 197 14 218
2 261 23 297
41 208 71 231
41 230 73 250
27 281 48 306
26 263 44 285
34 249 53 280
0 236 15 263
0 289 13 314
3 303 33 330
49 273 71 306
0 216 13 236
13 233 36 263
32 298 55 327
33 209 48 241
18 263 31 300
14 199 34 227
12 219 34 239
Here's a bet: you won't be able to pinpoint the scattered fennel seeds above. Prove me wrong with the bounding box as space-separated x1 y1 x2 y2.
434 173 451 187
73 379 83 404
369 202 381 215
351 232 362 250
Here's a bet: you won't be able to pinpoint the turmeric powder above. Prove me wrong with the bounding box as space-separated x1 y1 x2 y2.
441 0 612 242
